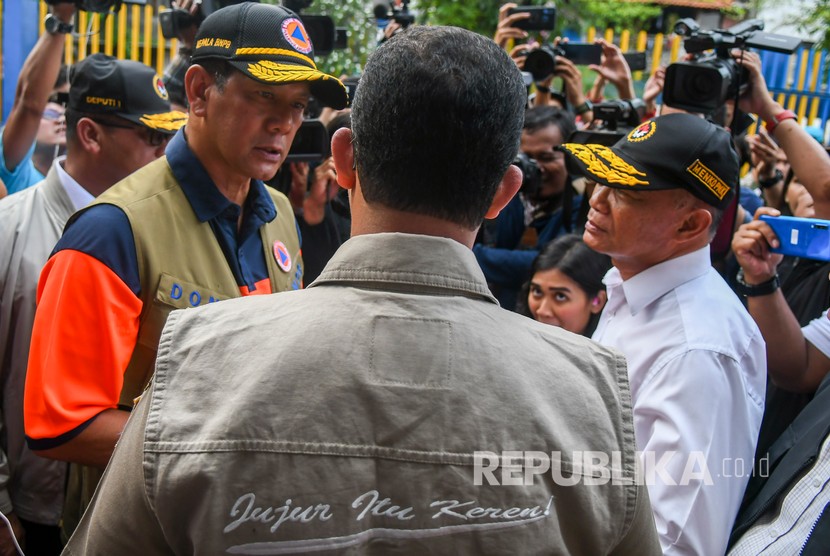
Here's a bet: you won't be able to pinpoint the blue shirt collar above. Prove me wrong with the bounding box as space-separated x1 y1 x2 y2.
165 127 277 225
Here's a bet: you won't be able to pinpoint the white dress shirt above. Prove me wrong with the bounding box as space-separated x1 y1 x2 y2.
593 245 767 556
53 155 94 211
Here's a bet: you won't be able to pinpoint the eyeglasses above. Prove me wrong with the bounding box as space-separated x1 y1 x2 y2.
91 119 171 147
42 107 65 122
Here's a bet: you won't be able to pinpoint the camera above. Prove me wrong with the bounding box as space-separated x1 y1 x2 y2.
373 0 415 28
524 43 601 82
569 99 646 147
524 45 564 82
512 152 543 198
160 0 248 39
160 9 202 39
664 18 801 114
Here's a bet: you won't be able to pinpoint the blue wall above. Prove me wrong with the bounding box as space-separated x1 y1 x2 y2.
3 0 41 122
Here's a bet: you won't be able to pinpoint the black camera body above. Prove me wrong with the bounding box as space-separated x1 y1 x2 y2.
373 0 415 28
569 99 646 147
524 43 602 83
524 45 565 83
664 18 801 114
512 152 543 198
160 0 247 39
160 8 202 39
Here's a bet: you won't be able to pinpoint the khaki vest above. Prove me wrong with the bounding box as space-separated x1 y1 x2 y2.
61 156 302 539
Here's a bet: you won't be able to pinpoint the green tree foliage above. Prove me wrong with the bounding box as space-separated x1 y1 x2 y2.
564 1 661 33
415 0 515 35
415 0 662 37
790 0 830 52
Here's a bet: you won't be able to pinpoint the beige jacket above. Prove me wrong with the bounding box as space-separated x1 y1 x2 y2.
65 233 660 555
0 168 71 524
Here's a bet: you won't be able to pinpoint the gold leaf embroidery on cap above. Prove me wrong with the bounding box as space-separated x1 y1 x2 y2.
565 144 649 187
593 145 647 177
139 111 188 131
246 60 329 83
687 159 729 200
236 48 316 69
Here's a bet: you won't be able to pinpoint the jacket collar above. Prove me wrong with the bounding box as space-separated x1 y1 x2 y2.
311 233 499 305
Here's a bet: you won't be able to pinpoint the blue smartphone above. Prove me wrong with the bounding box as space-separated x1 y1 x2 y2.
759 215 830 261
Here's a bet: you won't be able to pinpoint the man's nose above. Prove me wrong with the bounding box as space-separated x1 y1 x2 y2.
266 106 300 133
589 185 610 211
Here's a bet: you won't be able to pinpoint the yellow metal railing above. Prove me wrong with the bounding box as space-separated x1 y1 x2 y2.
36 1 177 71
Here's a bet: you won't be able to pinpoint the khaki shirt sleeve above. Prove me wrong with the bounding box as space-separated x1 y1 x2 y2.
62 386 173 555
610 482 662 555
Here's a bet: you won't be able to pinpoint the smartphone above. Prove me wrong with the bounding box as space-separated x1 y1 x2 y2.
560 43 602 65
759 215 830 261
623 51 647 72
507 6 556 31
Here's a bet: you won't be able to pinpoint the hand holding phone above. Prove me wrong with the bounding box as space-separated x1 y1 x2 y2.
506 6 556 32
560 43 602 66
760 214 830 261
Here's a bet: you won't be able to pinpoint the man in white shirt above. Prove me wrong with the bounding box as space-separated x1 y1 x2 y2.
560 113 767 555
0 53 183 552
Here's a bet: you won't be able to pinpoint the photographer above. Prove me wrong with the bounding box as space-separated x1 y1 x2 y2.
728 47 830 509
494 3 594 121
1 2 75 195
473 105 584 309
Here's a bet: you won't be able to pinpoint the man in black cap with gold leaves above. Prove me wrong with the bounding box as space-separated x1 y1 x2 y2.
559 113 767 555
24 3 346 541
1 52 184 553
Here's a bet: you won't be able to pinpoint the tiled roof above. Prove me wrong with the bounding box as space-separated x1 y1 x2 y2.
628 0 732 9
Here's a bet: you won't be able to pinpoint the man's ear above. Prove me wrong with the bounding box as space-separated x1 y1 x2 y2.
331 128 356 190
677 206 713 242
74 118 104 154
185 65 212 118
484 164 522 220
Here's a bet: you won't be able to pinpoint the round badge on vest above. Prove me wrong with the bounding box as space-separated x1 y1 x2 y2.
273 240 292 272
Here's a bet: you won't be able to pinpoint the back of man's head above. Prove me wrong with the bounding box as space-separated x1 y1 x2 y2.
351 26 526 230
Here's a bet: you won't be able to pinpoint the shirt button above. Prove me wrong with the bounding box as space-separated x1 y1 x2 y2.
813 478 822 488
769 529 777 538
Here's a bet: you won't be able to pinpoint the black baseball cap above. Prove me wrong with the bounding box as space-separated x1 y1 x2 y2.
68 54 187 134
559 113 738 209
191 3 348 109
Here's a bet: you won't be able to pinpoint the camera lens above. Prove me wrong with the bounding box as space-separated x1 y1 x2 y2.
525 47 557 82
687 71 715 98
512 152 542 197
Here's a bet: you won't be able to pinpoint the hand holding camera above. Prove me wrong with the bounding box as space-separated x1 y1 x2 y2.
494 3 530 49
